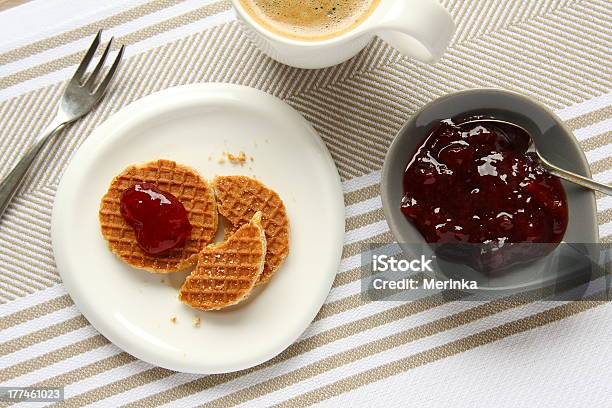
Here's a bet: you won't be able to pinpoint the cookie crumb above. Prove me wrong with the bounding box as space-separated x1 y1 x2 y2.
192 316 201 327
218 158 225 164
170 317 177 324
227 151 247 164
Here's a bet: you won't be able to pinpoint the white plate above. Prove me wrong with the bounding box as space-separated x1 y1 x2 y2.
52 84 345 374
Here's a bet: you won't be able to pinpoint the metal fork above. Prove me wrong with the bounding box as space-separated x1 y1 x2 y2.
0 30 124 218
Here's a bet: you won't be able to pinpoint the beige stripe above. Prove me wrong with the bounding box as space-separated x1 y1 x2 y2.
0 0 182 65
0 0 30 12
278 297 608 407
567 106 612 131
0 335 108 382
589 156 612 175
344 184 381 206
313 293 365 323
0 0 232 90
330 263 369 291
598 208 612 225
0 294 71 331
346 208 385 231
580 131 612 152
0 315 88 356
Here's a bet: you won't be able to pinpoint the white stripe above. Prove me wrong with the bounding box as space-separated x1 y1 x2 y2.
342 171 381 193
305 301 399 339
339 251 367 276
594 168 612 184
556 93 612 121
574 118 612 141
599 221 612 238
344 221 389 246
345 196 382 218
0 284 66 318
597 195 612 212
586 143 612 164
326 279 363 304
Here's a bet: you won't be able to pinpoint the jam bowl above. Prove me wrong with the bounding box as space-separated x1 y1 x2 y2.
380 89 598 292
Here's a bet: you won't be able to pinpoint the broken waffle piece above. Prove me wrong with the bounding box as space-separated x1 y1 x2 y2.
179 212 266 311
212 176 289 284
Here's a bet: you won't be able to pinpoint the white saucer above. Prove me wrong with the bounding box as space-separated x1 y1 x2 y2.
52 84 345 374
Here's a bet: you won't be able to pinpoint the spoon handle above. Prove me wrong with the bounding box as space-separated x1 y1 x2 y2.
538 154 612 196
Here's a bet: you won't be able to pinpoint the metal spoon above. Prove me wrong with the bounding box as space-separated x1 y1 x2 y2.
460 119 612 196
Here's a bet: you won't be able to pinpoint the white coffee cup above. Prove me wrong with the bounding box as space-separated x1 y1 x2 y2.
231 0 455 69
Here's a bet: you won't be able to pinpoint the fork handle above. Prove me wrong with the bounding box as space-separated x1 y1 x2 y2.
0 118 66 218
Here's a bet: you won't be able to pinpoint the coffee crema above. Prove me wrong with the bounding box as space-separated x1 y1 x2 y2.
238 0 381 41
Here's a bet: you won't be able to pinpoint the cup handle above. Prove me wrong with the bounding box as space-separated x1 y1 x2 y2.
374 0 455 63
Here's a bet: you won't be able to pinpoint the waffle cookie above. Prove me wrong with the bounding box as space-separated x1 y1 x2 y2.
179 212 266 310
99 159 218 273
213 176 289 284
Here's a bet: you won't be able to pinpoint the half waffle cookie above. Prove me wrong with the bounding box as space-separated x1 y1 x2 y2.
99 159 218 272
179 212 266 311
213 176 289 284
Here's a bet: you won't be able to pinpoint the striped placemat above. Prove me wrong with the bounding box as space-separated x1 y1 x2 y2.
0 0 611 406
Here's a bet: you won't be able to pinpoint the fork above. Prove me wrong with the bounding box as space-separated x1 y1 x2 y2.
0 30 124 218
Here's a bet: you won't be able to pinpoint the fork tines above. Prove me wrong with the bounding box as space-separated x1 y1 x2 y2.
71 30 125 98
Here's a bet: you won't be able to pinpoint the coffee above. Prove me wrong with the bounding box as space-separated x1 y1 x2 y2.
238 0 381 41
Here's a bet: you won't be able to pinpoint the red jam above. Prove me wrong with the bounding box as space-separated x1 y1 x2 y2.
120 183 192 255
401 119 569 272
